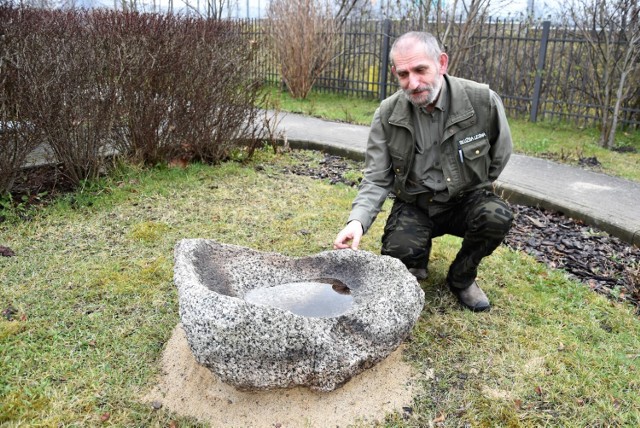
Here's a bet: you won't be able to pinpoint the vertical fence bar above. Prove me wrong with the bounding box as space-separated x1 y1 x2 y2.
503 19 513 97
566 25 583 124
488 17 498 85
545 24 560 121
513 20 526 117
358 23 363 94
366 20 374 97
530 20 551 123
379 18 392 101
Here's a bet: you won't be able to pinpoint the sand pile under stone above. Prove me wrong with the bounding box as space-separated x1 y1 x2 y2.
144 325 422 427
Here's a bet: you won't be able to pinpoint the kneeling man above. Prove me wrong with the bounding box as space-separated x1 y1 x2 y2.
333 31 513 312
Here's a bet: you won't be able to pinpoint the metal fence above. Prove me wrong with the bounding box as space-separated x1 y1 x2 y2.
239 18 640 129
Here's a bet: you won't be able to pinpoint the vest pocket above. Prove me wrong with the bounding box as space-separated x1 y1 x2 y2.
461 138 490 160
459 138 490 183
389 152 406 176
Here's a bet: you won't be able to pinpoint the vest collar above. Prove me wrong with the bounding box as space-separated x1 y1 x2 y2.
388 75 476 130
444 75 475 128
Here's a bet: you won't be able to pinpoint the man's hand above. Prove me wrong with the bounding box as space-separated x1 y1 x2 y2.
333 220 364 250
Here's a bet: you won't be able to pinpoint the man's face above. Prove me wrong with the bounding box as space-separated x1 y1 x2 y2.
392 42 448 107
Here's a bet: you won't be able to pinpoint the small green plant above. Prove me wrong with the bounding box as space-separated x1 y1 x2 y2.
524 137 551 153
128 221 170 242
0 191 48 223
302 98 316 116
342 169 363 185
0 194 14 222
342 106 355 123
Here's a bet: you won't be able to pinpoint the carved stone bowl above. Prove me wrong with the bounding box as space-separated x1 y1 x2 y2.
174 239 425 392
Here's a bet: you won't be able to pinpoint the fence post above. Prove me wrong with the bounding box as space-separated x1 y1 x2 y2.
379 19 392 102
530 20 551 123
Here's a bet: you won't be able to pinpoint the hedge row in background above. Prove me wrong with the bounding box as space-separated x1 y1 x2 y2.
0 3 264 195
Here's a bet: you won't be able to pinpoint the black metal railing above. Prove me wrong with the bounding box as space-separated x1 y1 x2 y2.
240 17 640 129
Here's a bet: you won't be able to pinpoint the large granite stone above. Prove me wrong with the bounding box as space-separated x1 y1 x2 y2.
174 239 425 392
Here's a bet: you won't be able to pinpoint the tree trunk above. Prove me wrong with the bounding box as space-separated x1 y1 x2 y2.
607 69 628 149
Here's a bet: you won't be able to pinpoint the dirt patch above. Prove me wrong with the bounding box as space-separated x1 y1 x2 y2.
144 325 421 427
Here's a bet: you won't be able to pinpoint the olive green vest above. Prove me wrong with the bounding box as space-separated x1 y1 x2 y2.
378 75 492 202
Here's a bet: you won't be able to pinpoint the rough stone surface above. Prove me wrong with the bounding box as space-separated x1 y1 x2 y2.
174 239 425 392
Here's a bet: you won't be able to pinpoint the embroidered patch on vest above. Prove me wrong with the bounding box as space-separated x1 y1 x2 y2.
458 132 487 145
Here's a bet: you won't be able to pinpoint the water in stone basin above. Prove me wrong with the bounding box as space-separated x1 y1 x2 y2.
244 278 353 318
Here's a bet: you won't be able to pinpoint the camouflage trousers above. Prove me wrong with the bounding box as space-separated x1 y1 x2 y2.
381 189 513 289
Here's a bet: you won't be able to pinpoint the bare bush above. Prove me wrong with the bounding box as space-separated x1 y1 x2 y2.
0 4 47 195
107 12 262 165
394 0 495 77
566 0 640 148
162 19 263 163
2 7 122 188
1 5 263 195
267 0 342 99
439 0 494 76
22 10 119 186
107 13 191 165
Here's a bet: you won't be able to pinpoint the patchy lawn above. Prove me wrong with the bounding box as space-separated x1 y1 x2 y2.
1 149 639 426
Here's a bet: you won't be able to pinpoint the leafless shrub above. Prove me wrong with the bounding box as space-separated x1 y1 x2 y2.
160 19 263 163
257 92 287 153
1 5 264 194
565 0 640 148
2 7 121 188
440 0 494 76
0 4 47 195
106 12 262 165
267 0 342 99
107 13 192 165
23 9 119 186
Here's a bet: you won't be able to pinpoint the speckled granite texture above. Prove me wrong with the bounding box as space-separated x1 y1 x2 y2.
174 239 425 392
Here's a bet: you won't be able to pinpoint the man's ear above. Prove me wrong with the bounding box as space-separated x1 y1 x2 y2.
439 53 449 74
391 65 397 76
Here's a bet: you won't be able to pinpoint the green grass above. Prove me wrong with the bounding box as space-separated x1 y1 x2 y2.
509 119 640 182
2 148 640 426
260 86 640 182
261 85 381 127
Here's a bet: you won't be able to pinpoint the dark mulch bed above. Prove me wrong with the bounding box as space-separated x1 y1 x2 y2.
281 152 640 312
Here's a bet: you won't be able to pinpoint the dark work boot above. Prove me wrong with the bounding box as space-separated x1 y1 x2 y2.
409 268 428 280
450 281 491 312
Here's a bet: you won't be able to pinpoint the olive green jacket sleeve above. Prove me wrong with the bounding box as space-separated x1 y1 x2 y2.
487 90 512 182
346 108 394 234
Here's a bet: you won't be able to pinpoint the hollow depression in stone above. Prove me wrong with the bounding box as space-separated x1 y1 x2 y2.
174 239 425 392
244 280 353 318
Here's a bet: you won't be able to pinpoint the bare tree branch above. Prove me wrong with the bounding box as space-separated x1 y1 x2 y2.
567 0 639 147
267 0 343 99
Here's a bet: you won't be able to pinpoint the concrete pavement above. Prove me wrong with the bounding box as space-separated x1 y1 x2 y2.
274 112 640 247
